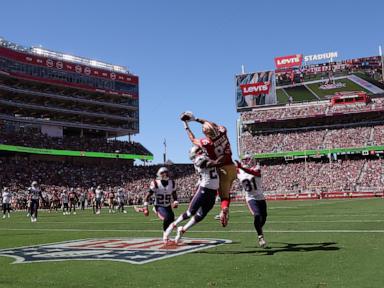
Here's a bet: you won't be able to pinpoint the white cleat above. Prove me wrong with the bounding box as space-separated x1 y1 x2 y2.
7 214 10 218
164 223 176 240
73 212 76 215
96 211 100 215
258 235 267 248
2 215 6 219
123 210 127 214
174 227 185 244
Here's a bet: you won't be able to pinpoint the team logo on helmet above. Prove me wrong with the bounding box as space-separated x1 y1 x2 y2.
0 238 231 265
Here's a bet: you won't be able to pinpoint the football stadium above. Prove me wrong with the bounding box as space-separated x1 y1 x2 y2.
1 1 384 287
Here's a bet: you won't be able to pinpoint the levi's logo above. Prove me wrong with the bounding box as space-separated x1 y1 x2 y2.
274 54 303 69
240 82 270 96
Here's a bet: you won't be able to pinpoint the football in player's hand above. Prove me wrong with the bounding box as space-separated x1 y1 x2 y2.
180 111 195 122
143 208 149 216
172 201 179 208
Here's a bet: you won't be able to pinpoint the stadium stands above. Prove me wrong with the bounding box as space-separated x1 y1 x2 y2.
0 158 196 208
241 98 384 123
240 126 383 155
0 129 152 156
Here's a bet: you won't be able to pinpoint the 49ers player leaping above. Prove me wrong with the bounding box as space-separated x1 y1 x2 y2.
180 111 236 227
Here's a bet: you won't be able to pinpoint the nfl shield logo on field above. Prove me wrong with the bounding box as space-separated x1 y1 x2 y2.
0 238 231 265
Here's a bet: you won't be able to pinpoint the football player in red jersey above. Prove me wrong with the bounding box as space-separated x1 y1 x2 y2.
180 111 237 227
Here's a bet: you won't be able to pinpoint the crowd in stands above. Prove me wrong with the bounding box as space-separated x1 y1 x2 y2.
260 158 384 193
241 125 384 154
241 98 384 123
0 129 152 156
1 155 383 210
0 158 196 209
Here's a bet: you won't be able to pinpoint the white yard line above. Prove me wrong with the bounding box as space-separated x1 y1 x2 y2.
1 228 384 233
304 84 320 100
12 219 384 225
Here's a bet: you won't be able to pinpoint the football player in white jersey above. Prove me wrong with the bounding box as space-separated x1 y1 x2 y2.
236 158 268 248
95 186 104 215
143 167 178 243
117 188 127 213
164 145 220 243
2 187 12 219
28 181 46 222
61 189 69 215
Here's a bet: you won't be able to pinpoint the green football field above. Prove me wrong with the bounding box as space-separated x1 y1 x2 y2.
0 199 383 288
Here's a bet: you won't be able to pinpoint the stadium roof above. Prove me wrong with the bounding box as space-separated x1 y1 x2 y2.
0 37 129 74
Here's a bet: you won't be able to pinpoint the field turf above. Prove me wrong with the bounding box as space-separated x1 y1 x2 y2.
283 85 318 102
0 198 383 288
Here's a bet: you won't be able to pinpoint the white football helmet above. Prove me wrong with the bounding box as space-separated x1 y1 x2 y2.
157 167 169 180
241 154 253 168
189 145 203 160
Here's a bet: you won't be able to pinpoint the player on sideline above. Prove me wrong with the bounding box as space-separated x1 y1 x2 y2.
117 188 127 213
61 189 69 215
69 188 78 215
142 167 178 243
95 186 104 215
50 191 60 212
28 181 45 222
180 111 236 227
236 158 268 248
108 188 116 213
2 187 12 219
79 189 86 211
164 145 220 243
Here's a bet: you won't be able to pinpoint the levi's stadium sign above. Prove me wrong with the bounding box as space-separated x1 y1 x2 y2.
274 54 303 69
240 82 271 96
274 51 338 69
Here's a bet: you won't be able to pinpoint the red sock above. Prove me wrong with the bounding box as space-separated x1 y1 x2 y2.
221 199 230 210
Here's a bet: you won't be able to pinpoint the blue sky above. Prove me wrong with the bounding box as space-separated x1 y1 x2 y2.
1 0 383 163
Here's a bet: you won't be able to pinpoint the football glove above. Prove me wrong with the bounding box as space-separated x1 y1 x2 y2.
180 111 196 122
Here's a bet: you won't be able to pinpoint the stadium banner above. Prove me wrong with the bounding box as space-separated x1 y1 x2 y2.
0 144 153 160
236 71 277 110
274 54 303 69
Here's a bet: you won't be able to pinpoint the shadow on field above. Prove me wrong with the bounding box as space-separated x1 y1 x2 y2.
195 242 340 256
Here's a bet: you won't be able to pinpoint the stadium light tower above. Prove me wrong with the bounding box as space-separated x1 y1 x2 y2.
379 45 384 82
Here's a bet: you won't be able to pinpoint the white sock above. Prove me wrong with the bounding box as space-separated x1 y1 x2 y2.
173 215 185 226
182 216 197 232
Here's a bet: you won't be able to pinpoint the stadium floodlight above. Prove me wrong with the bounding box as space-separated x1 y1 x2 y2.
63 54 75 61
380 45 384 82
30 45 129 74
32 47 44 55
